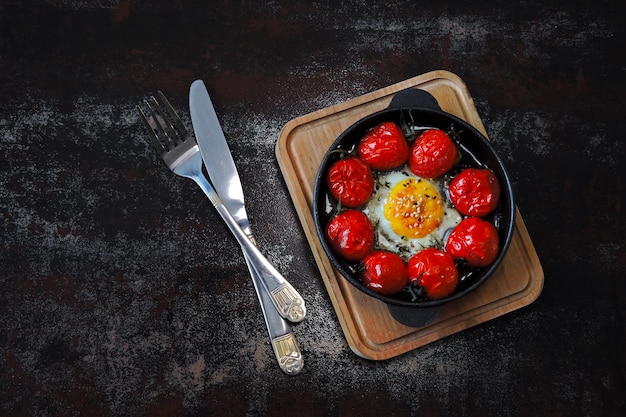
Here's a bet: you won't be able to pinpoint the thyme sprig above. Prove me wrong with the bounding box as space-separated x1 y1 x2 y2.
405 276 425 302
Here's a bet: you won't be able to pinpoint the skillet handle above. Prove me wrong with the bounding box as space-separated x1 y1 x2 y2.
384 88 443 328
387 304 440 328
388 88 441 111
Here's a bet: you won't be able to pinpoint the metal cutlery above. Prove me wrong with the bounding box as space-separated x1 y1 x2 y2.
189 79 306 323
138 92 303 375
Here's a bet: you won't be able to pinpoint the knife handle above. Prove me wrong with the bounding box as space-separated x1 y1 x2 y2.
227 211 307 323
242 235 307 323
193 174 304 374
243 251 306 323
195 174 307 323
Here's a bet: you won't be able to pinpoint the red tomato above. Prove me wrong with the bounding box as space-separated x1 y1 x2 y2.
408 129 457 178
357 122 409 170
407 248 458 300
326 210 375 262
326 157 375 207
445 217 500 268
361 251 409 295
449 168 500 217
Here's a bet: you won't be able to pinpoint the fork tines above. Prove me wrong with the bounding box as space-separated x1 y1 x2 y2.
138 91 189 155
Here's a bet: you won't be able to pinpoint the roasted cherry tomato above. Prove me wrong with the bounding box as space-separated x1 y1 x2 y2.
327 157 375 207
445 217 500 268
449 168 500 217
326 210 375 262
357 121 409 171
361 250 409 295
407 248 458 300
408 129 457 178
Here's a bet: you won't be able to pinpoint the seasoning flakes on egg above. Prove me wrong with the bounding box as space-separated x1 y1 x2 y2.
320 119 504 301
364 167 461 260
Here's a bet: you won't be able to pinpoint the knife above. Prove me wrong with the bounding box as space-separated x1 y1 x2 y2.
189 80 304 374
189 80 306 323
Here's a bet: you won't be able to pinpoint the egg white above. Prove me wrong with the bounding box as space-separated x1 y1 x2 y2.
363 167 461 261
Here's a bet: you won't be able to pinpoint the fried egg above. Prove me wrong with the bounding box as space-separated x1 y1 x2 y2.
364 167 462 260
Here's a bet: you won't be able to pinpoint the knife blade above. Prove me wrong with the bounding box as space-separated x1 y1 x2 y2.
189 79 306 323
189 80 304 374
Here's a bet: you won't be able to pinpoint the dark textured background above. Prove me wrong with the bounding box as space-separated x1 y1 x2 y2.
1 1 624 416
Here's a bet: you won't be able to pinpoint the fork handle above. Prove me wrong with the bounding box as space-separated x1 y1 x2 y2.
193 175 303 374
245 253 303 375
195 176 307 322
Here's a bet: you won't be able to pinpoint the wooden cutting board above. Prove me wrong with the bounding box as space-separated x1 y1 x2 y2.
275 70 544 360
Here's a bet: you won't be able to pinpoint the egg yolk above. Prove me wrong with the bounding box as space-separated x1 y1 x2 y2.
383 178 444 238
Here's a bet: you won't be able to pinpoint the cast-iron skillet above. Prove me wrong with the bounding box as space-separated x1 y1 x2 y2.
313 88 515 327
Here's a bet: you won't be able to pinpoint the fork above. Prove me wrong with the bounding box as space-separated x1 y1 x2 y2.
138 92 303 375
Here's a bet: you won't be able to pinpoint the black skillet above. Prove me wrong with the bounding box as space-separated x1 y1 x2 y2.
313 88 515 327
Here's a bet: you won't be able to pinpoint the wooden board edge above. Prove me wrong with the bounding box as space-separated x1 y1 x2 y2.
276 120 375 353
347 211 545 360
275 71 545 361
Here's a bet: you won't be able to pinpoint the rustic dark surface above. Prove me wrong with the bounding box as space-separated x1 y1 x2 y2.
1 1 625 416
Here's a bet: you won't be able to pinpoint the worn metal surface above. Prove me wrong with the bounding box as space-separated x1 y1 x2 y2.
1 1 624 416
